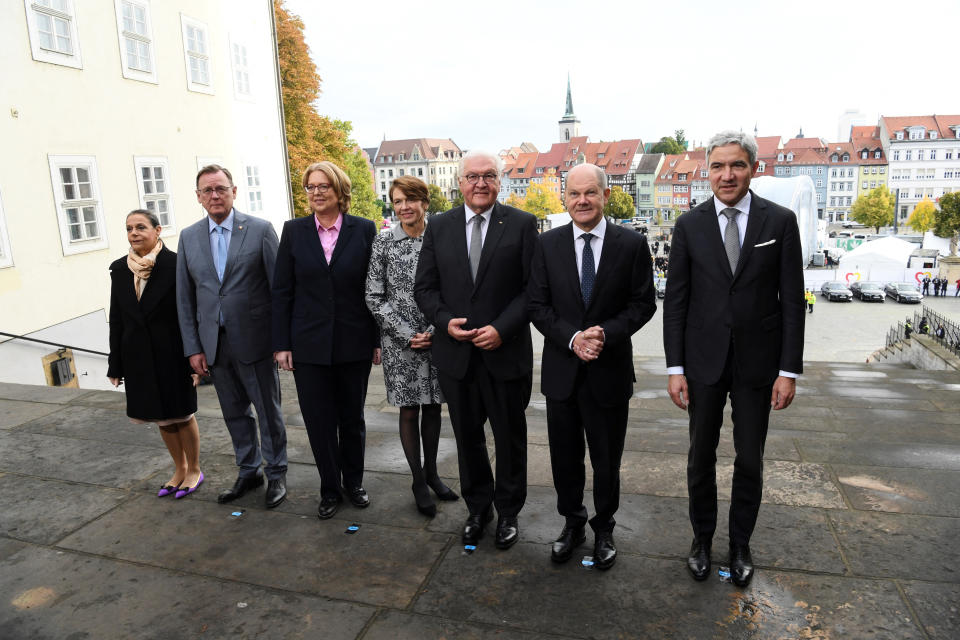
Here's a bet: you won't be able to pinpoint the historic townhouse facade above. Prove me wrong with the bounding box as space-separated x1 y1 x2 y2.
373 138 462 206
0 0 290 388
880 115 960 222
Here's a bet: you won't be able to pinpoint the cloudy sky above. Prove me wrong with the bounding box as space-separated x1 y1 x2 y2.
284 0 960 153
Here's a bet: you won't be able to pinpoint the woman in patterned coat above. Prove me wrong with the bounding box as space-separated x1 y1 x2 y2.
365 177 459 516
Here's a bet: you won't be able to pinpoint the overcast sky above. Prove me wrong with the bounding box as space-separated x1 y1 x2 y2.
284 0 960 154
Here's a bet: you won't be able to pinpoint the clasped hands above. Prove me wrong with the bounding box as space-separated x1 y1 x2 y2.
448 318 502 350
572 326 604 362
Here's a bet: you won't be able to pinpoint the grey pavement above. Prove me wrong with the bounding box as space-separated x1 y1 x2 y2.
4 292 960 639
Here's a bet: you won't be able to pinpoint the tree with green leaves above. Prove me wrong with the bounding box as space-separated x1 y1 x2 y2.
274 1 379 223
907 198 937 233
651 136 684 155
452 192 464 208
850 185 894 233
674 129 687 149
427 184 450 213
603 186 634 219
934 192 960 255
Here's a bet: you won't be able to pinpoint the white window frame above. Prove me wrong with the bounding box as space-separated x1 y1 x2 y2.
48 155 108 256
24 0 83 69
133 156 176 235
0 187 13 268
230 36 252 99
244 164 263 213
180 14 213 94
113 0 157 83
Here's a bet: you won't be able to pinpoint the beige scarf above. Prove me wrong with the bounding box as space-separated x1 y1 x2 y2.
127 239 163 300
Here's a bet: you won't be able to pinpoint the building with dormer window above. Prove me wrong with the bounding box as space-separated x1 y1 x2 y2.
372 138 463 206
880 115 960 222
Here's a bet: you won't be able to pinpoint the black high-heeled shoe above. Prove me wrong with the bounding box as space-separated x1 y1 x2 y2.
412 482 436 517
427 477 459 501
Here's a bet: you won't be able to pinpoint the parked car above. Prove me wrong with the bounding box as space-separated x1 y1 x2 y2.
884 282 923 303
655 278 667 299
820 281 853 301
849 281 885 302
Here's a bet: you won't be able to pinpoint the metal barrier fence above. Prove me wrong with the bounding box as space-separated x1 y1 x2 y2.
886 305 960 357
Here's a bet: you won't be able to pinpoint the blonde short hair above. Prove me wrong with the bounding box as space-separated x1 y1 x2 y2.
302 161 352 213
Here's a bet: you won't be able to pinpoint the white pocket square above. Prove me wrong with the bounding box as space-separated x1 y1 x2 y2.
754 239 776 248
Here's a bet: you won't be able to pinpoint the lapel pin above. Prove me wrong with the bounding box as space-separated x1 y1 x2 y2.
238 226 243 230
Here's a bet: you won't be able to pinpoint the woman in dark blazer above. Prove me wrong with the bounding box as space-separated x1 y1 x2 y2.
108 209 202 499
272 161 380 520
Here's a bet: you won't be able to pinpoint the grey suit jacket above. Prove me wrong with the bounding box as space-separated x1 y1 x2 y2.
176 209 279 365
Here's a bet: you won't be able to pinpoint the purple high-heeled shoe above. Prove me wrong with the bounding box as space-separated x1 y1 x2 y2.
157 483 180 498
174 472 204 499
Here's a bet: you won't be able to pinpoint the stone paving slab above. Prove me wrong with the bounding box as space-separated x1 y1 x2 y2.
834 465 960 516
363 609 560 639
901 581 960 639
0 545 374 640
617 451 846 509
0 473 129 545
414 545 923 639
828 510 960 583
163 452 463 531
0 399 63 430
0 430 170 489
798 440 960 471
10 404 235 455
0 382 97 404
57 495 450 608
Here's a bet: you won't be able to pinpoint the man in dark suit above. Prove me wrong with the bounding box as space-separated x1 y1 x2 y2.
177 165 288 508
414 150 538 550
663 131 805 587
529 164 656 569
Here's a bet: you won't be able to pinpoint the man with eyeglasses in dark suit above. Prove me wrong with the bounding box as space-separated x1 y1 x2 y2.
414 150 538 551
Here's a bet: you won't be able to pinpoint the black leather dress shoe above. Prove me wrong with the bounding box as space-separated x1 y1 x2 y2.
265 477 287 509
593 530 617 570
729 545 754 587
551 524 586 563
462 509 493 546
687 538 712 581
495 516 519 550
317 497 341 520
217 472 263 504
346 486 370 508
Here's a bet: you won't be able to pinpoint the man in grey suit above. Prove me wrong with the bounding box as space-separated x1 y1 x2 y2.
177 164 288 508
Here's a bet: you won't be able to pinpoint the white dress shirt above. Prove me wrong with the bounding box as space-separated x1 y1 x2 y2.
568 217 607 350
464 206 492 260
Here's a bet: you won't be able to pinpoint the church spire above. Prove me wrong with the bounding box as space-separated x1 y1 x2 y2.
564 73 575 117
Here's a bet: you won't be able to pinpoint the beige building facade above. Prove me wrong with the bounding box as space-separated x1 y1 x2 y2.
0 0 290 388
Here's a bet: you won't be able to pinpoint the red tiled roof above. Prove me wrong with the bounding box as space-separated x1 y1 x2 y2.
881 115 960 140
755 136 782 158
375 138 462 163
783 137 827 151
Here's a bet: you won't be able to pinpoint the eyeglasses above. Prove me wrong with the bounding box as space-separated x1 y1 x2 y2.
462 173 499 185
305 184 333 194
197 186 232 197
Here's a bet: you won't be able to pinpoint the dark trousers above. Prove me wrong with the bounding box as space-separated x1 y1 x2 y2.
686 345 772 547
438 352 530 518
292 360 372 500
210 328 287 480
546 369 628 533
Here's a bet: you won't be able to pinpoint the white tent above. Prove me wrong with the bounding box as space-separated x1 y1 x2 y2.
838 236 914 270
750 176 818 268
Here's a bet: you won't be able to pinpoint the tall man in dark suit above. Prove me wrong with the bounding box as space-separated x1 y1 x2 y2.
663 132 805 587
529 164 656 569
415 150 538 550
177 165 288 508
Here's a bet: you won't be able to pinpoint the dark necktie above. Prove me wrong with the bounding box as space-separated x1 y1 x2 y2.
581 232 596 305
469 214 483 281
721 208 740 273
